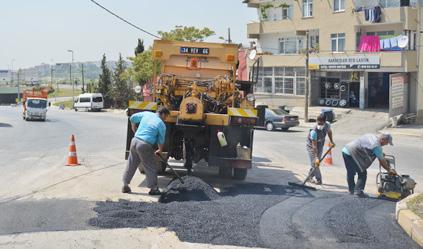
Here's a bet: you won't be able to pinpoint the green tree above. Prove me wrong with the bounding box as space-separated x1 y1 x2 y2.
112 54 133 108
158 26 215 42
134 38 145 56
126 49 157 87
96 54 113 108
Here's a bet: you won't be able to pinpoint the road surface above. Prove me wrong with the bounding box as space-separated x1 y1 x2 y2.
0 105 420 248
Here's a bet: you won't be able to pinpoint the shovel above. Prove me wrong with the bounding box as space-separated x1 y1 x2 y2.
288 145 335 191
157 154 185 184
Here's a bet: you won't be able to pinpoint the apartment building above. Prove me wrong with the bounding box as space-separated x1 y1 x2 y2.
244 0 421 119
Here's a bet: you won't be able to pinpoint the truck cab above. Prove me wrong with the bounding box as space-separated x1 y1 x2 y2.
23 89 49 121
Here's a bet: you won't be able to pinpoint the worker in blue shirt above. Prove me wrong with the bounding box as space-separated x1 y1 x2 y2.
122 106 170 195
306 114 335 185
342 133 396 198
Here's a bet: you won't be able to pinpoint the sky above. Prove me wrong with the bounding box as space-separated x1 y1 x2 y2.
0 0 257 69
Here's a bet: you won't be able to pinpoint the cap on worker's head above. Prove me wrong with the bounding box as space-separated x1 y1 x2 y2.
380 133 393 146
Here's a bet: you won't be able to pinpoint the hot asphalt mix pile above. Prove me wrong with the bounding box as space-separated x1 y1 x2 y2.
159 176 221 203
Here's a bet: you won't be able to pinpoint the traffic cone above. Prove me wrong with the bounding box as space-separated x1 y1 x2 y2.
66 135 80 166
323 143 333 166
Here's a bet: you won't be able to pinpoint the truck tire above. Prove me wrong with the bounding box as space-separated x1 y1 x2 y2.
233 168 248 180
219 167 233 179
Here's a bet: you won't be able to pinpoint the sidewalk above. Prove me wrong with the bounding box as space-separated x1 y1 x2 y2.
382 125 423 138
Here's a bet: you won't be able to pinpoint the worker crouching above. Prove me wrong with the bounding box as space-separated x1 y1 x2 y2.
122 106 170 195
342 133 396 198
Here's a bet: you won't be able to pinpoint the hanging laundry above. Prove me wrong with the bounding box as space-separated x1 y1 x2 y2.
390 37 398 47
373 6 382 23
381 39 391 50
365 8 370 21
363 6 382 23
359 36 381 52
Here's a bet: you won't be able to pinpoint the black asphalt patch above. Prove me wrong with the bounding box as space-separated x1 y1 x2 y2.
89 183 312 247
324 197 380 243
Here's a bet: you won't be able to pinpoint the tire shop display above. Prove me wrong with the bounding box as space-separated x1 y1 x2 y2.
320 78 349 108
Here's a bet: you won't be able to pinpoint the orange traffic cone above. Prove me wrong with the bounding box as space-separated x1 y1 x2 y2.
66 135 80 166
323 143 333 166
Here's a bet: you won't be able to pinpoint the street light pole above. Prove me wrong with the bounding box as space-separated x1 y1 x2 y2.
67 50 74 107
11 59 15 87
17 69 21 103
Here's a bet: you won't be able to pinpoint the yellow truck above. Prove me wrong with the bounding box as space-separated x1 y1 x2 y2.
125 40 257 180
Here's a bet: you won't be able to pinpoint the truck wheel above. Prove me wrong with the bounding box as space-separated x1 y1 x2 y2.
74 108 78 112
233 168 248 180
266 122 274 131
219 167 233 179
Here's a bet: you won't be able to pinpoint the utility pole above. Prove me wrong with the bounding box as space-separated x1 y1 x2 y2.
17 69 21 103
304 31 310 122
67 49 74 107
227 28 232 44
81 63 85 93
11 59 15 87
50 66 54 88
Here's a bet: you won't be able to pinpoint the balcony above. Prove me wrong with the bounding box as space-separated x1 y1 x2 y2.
247 22 260 39
247 20 302 38
257 54 306 68
355 7 417 30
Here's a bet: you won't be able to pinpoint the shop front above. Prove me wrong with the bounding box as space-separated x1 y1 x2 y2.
309 55 410 115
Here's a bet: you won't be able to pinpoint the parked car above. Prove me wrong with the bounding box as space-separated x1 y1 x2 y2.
74 93 104 112
255 105 299 131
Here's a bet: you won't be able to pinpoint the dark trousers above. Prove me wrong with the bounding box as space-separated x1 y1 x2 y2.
342 152 367 194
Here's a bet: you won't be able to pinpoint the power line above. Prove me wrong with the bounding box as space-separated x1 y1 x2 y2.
88 0 160 39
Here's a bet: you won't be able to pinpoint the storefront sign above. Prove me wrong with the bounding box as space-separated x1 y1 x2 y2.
389 73 408 117
309 56 380 70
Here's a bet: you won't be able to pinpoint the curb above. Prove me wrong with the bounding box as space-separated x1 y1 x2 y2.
396 193 423 247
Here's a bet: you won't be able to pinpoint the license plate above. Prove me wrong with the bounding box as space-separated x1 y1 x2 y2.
180 47 209 55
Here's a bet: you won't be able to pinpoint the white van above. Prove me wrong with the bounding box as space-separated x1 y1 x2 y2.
74 93 104 112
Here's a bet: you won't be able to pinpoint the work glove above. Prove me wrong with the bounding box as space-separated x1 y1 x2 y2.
314 158 320 167
329 142 336 148
388 168 397 176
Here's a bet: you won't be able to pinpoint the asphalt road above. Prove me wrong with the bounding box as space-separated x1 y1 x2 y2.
0 105 421 248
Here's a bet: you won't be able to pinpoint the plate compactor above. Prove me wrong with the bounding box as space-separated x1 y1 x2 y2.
377 155 416 201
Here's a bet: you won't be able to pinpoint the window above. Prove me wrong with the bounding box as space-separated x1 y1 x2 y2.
331 33 345 52
79 97 91 103
263 77 273 93
27 99 47 108
334 0 345 12
302 0 313 17
278 37 305 54
310 34 319 49
282 5 292 20
255 67 306 96
93 96 103 102
296 78 306 95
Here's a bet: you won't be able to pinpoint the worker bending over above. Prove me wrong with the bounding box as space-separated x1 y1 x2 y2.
122 106 170 195
306 114 335 185
342 133 396 198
